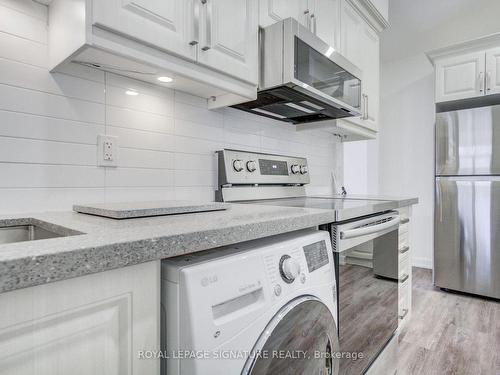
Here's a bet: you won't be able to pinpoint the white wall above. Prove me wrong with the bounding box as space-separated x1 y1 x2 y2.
375 0 500 269
378 54 435 268
0 0 342 214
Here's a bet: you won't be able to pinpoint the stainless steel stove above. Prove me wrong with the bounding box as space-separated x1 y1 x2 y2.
215 149 397 221
215 149 400 375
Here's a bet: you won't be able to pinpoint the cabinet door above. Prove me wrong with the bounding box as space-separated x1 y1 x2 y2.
309 0 340 48
486 47 500 96
360 24 379 128
0 261 159 375
92 0 196 61
259 0 308 28
435 52 486 102
339 0 379 132
197 0 258 84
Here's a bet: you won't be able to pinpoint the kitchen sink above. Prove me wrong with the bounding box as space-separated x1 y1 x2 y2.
0 222 82 245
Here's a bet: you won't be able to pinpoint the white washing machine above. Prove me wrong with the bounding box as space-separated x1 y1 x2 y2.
161 229 339 375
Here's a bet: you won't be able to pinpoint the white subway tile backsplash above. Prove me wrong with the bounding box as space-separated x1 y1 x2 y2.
0 188 105 213
106 126 175 152
105 168 174 187
0 84 104 124
0 58 105 103
0 0 342 214
0 4 46 44
174 101 223 128
0 164 104 188
106 106 174 134
174 119 224 142
0 137 97 165
106 85 173 117
0 110 103 144
0 32 47 67
119 148 174 170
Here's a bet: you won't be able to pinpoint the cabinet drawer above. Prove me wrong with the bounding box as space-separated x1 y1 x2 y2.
399 221 409 234
399 250 410 278
399 291 410 323
399 231 409 247
398 207 410 220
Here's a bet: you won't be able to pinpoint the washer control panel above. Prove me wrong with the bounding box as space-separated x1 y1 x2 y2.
217 149 310 186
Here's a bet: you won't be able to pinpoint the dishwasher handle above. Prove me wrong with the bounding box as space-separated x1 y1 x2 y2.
340 215 400 239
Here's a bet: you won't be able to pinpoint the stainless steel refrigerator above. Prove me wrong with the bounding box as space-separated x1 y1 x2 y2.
435 103 500 299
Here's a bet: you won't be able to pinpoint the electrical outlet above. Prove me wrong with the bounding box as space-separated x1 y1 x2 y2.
97 135 118 167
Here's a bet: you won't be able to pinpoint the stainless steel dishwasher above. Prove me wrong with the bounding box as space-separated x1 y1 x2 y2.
326 212 400 375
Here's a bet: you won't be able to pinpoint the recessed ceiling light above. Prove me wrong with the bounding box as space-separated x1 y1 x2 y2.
125 90 139 96
157 76 173 83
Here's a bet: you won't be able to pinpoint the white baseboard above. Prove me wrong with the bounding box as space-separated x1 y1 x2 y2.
412 257 432 269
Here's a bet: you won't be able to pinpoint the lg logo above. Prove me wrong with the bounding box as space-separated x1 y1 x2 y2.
201 274 218 287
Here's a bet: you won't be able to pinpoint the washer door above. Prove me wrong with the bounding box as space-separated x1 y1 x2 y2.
242 296 339 375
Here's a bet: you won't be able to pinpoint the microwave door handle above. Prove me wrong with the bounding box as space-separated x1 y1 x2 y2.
340 216 400 239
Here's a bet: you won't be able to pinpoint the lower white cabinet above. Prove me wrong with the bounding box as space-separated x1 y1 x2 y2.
0 261 160 375
398 206 412 329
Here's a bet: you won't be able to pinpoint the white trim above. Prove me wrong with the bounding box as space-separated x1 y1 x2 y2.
426 32 500 65
345 0 390 33
412 256 432 270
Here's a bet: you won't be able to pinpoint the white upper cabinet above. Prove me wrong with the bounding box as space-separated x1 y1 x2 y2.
92 0 197 61
308 0 340 48
197 0 258 85
429 36 500 103
486 46 500 96
435 52 485 102
339 0 380 132
49 0 259 109
259 0 339 48
259 0 309 28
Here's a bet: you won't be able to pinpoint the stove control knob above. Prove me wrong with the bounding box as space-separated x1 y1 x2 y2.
300 165 308 174
233 159 244 172
279 255 301 283
246 160 257 172
291 164 300 174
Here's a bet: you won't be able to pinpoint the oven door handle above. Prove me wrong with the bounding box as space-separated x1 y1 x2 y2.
340 215 400 239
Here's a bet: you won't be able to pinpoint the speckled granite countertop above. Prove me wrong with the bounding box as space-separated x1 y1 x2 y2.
0 196 417 294
0 204 339 293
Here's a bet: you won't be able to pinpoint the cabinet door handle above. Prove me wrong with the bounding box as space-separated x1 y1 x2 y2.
399 274 409 283
487 71 492 92
304 9 311 30
399 308 409 320
479 72 485 93
201 0 211 51
362 94 368 120
365 95 369 120
399 246 410 254
189 0 201 46
311 14 317 35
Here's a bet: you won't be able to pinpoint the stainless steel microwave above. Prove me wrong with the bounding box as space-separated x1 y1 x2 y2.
232 18 362 124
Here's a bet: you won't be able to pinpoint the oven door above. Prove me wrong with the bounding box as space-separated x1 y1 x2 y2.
331 212 400 375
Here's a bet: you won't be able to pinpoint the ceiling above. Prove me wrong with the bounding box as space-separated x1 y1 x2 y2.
381 0 495 62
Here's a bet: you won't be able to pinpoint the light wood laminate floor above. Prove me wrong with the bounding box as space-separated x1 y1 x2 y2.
397 268 500 375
